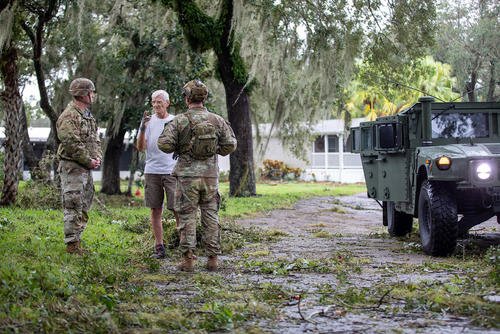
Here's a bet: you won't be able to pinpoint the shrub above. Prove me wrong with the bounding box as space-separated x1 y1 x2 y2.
16 180 61 209
261 159 302 181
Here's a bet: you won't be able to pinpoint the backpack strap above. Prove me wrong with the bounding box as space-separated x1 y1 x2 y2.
185 112 195 130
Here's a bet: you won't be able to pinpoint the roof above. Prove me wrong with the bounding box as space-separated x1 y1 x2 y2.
256 117 366 136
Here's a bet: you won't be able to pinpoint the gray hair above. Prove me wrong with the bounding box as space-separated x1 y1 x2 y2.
151 90 169 102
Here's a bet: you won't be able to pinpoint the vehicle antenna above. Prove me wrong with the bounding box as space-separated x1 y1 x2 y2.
449 84 486 103
368 75 447 102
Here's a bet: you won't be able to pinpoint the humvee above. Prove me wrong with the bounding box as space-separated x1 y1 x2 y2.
351 97 500 256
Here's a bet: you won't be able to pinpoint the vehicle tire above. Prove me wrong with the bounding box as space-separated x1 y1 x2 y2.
386 201 413 236
418 180 458 256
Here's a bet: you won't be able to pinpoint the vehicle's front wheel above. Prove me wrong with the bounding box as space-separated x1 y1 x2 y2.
418 180 458 256
386 201 413 236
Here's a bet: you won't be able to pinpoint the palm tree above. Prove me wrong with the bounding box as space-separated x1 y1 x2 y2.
346 56 460 122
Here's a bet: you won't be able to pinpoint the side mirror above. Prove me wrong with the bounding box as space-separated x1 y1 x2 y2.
376 123 403 151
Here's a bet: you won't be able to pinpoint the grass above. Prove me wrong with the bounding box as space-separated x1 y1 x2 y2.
1 180 498 331
219 182 365 218
0 180 364 332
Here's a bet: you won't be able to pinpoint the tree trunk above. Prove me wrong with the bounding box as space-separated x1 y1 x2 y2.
465 69 477 102
126 139 140 197
486 60 496 102
173 0 257 197
100 128 126 194
224 84 256 196
20 103 41 173
0 46 23 206
216 0 256 197
21 10 60 153
0 0 15 12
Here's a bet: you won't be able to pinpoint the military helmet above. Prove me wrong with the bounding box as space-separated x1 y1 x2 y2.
182 79 208 102
69 77 95 96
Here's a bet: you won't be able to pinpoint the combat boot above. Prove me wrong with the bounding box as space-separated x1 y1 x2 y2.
207 255 218 272
177 250 195 272
66 241 82 255
152 244 166 259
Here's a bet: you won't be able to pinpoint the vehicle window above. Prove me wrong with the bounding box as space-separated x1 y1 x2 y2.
432 113 489 138
378 124 396 148
361 128 372 149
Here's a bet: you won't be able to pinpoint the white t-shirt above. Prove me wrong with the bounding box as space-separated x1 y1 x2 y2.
143 113 176 174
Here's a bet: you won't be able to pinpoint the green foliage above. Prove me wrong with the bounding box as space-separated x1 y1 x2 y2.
175 0 216 52
485 246 500 286
241 252 360 277
260 159 302 181
433 0 499 101
16 180 60 209
200 302 244 331
218 182 366 218
0 206 146 332
364 0 436 71
349 56 461 120
0 182 498 331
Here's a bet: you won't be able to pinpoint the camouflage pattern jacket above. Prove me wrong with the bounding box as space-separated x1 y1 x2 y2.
56 101 102 169
157 107 237 177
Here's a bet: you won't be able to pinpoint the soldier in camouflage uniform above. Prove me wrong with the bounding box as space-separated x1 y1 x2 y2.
158 79 237 272
57 78 102 255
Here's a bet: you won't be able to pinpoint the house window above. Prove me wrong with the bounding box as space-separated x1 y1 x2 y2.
314 136 325 152
328 135 339 152
314 135 339 153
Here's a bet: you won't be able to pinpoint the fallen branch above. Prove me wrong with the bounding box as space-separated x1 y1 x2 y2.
375 288 393 308
306 305 333 321
93 195 111 214
297 295 317 324
331 287 395 310
188 310 215 316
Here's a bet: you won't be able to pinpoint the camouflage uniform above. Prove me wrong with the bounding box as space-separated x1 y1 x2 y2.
57 101 102 244
158 107 236 256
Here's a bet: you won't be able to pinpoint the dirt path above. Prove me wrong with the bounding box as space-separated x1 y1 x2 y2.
160 194 499 333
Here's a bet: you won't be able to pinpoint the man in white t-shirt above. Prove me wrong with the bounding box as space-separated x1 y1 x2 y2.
137 90 178 259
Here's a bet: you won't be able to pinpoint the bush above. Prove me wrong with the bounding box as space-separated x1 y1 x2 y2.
16 180 61 209
261 159 302 181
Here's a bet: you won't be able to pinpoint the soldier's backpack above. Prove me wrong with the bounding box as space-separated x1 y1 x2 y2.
186 113 218 160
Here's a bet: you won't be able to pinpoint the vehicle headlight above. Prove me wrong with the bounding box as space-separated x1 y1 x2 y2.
476 162 492 180
436 156 452 170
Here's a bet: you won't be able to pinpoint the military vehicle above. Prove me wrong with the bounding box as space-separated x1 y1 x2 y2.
351 97 500 256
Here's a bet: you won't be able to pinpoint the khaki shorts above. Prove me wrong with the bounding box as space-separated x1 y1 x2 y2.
144 173 176 210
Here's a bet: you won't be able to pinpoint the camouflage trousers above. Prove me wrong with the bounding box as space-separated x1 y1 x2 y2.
175 177 221 256
59 160 94 244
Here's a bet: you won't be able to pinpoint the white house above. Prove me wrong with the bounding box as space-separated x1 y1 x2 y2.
1 117 366 183
231 118 365 183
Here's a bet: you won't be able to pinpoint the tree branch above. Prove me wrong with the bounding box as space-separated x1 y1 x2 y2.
175 0 216 52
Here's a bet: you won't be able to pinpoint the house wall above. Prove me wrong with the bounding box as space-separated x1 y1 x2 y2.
255 137 308 169
5 118 367 183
